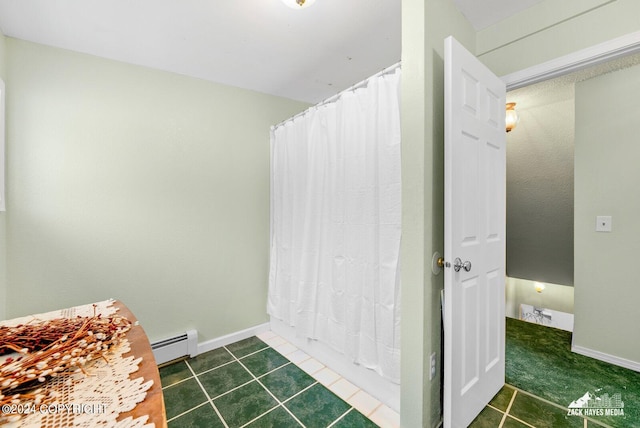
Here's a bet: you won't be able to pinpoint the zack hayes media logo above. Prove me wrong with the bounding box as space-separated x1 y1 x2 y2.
567 390 625 417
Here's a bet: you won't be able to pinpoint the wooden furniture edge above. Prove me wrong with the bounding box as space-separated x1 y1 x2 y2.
113 301 167 428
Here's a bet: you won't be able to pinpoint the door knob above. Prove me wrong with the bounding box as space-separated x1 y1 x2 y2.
453 257 472 272
436 257 472 272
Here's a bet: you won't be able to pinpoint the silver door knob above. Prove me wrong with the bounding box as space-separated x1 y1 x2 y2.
453 257 471 272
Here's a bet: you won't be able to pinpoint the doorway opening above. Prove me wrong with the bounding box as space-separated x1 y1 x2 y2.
470 30 640 428
503 44 640 333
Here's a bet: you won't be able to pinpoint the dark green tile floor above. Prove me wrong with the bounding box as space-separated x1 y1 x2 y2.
471 317 640 427
470 385 591 428
160 320 638 427
159 336 379 427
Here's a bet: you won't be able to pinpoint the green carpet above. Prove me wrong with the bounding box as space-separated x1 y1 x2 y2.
506 317 640 427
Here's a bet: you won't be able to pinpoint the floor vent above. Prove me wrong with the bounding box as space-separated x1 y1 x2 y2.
152 329 198 365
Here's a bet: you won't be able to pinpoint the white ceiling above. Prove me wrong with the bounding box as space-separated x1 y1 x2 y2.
0 0 542 104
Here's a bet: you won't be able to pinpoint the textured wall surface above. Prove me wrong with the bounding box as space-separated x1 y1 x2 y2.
505 79 574 286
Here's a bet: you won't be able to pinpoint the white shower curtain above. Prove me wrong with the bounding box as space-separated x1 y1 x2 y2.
268 66 401 383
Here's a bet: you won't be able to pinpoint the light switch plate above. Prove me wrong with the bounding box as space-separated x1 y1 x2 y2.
596 216 612 232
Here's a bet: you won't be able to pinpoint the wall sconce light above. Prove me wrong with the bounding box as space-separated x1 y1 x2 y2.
281 0 316 9
506 102 519 133
534 282 546 293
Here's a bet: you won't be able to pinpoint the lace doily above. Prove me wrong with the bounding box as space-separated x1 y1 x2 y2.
1 300 155 428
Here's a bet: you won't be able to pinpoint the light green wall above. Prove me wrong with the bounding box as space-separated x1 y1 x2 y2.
478 0 640 76
400 0 640 424
477 0 640 367
477 0 612 56
0 31 5 79
573 63 640 363
3 2 637 426
0 30 6 321
4 38 308 342
400 0 474 426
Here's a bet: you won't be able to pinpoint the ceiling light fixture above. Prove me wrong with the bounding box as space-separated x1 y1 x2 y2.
281 0 316 9
505 102 519 133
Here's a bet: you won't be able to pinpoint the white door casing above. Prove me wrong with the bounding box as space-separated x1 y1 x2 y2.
443 36 506 428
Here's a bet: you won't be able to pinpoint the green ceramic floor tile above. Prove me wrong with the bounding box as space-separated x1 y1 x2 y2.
468 406 504 428
188 347 235 374
502 415 531 428
168 403 225 428
284 383 351 428
244 406 303 427
163 377 209 420
175 334 380 427
159 360 193 387
198 361 254 399
241 348 289 377
332 408 379 427
490 385 515 412
214 380 278 427
509 392 583 428
260 363 316 402
226 336 269 358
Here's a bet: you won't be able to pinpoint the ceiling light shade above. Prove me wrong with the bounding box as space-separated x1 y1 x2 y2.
281 0 316 9
534 282 545 293
505 102 519 133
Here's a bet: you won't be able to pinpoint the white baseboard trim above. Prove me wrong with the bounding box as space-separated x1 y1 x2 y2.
572 345 640 373
196 322 271 356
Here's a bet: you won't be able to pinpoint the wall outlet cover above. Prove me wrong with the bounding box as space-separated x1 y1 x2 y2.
596 216 612 232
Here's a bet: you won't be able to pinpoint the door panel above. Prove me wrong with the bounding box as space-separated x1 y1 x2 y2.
443 35 506 428
461 276 480 394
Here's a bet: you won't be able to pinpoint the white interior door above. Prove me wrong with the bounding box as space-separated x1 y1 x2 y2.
443 36 506 428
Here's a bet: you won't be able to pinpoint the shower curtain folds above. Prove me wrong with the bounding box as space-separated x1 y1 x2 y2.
268 66 401 383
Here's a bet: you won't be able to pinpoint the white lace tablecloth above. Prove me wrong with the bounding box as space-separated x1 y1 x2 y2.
0 299 155 428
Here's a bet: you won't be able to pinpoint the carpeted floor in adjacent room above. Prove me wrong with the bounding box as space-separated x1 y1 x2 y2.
505 317 639 427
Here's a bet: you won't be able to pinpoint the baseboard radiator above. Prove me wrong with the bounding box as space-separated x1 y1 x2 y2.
152 329 198 365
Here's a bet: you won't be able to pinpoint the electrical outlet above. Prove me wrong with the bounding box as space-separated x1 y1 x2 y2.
430 352 437 380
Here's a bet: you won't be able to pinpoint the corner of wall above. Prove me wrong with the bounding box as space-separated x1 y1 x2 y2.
0 210 5 321
2 37 307 338
0 29 6 321
0 29 6 79
401 0 476 426
477 0 640 76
